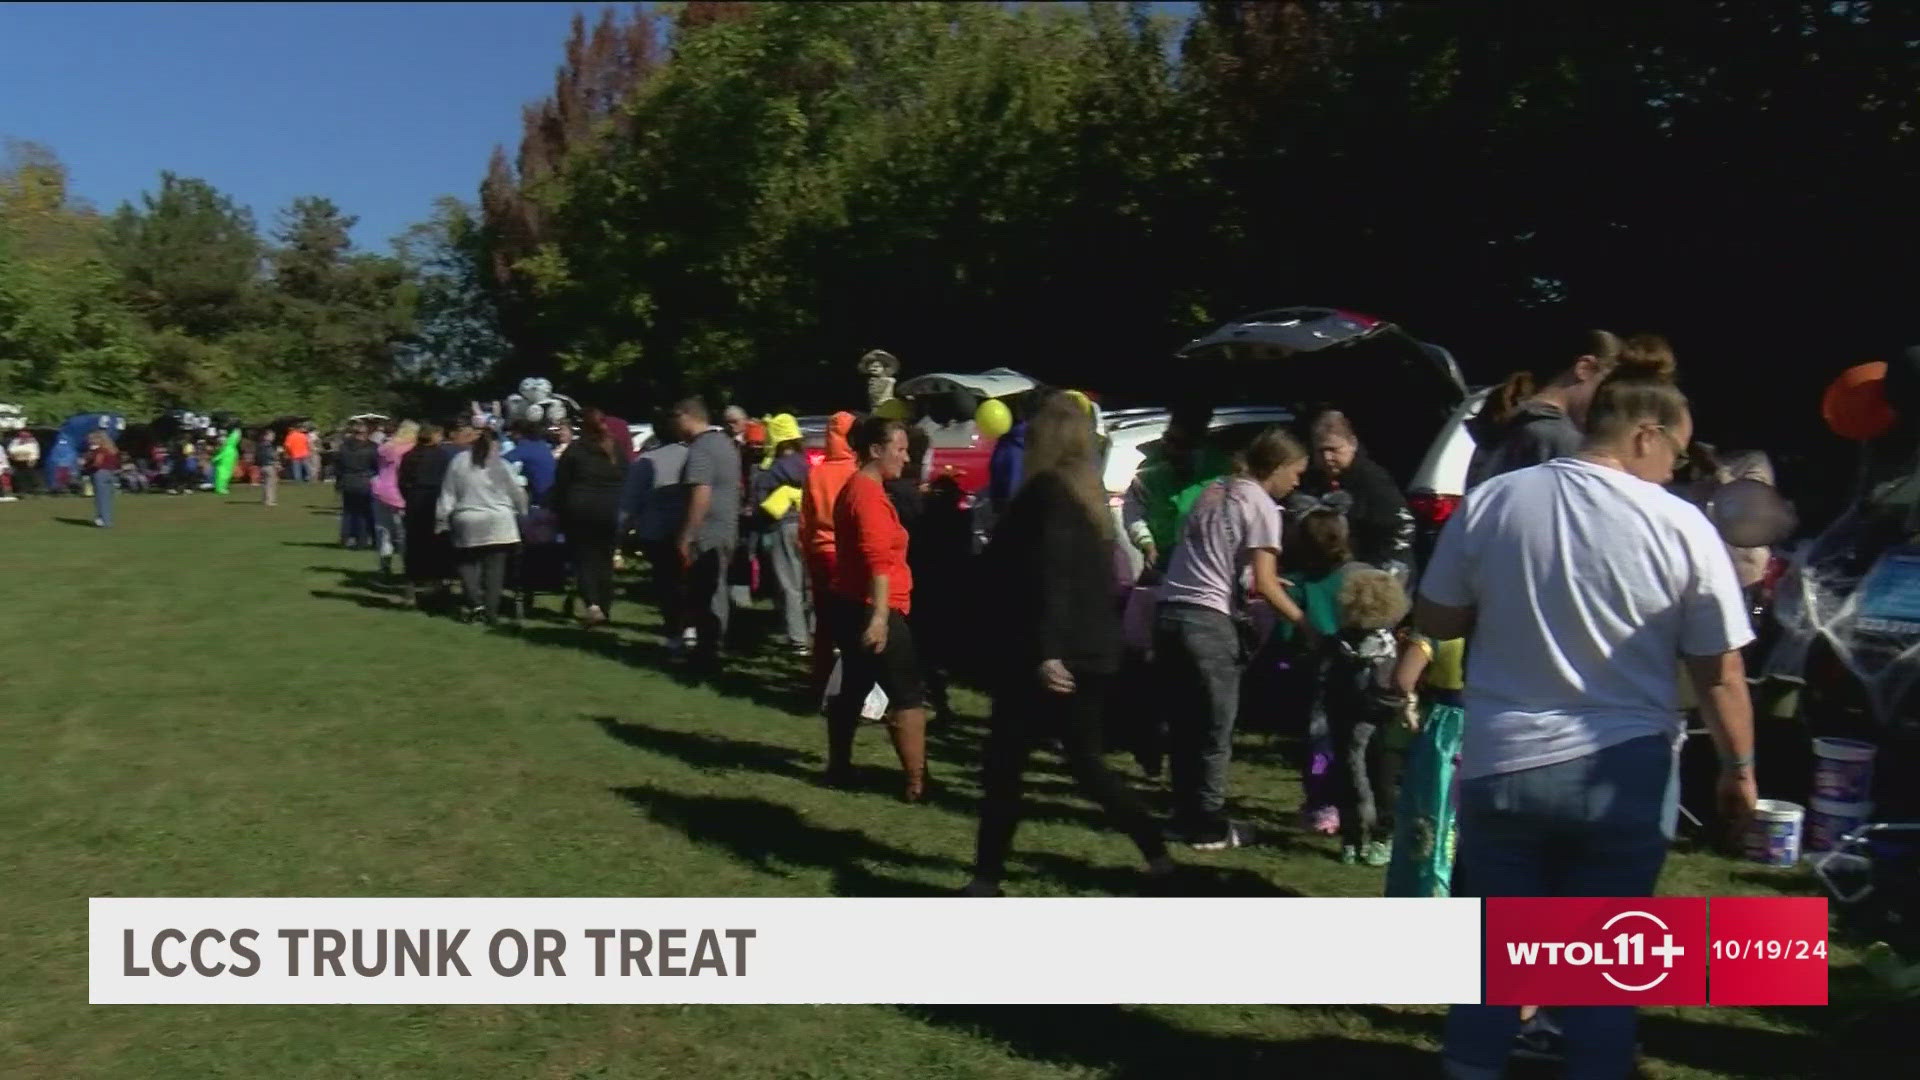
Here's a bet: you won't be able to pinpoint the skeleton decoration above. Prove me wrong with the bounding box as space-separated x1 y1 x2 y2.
858 350 900 411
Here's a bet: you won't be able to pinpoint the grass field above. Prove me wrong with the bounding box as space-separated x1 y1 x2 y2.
0 483 1891 1078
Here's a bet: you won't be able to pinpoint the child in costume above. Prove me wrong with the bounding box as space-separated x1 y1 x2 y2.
1313 567 1410 866
1271 509 1367 835
1384 633 1466 896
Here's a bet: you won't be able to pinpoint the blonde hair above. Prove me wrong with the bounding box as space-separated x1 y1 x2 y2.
1022 392 1111 538
1339 568 1409 631
393 419 420 447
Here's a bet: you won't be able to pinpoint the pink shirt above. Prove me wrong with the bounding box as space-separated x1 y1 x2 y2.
1158 476 1283 615
372 441 408 509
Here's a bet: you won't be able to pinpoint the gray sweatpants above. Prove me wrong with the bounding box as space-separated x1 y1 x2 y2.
761 517 809 646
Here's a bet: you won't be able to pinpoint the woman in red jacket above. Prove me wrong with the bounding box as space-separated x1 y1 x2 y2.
824 415 928 801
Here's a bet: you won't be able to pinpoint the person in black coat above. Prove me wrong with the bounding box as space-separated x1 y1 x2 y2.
960 394 1176 897
333 422 381 550
551 408 629 625
1289 409 1413 579
398 423 455 607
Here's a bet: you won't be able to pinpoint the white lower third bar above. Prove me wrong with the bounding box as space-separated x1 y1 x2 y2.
90 897 1482 1005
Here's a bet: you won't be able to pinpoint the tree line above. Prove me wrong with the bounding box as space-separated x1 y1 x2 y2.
474 0 1920 476
8 0 1919 489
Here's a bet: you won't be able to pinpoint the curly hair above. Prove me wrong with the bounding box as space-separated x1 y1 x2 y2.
1339 568 1410 631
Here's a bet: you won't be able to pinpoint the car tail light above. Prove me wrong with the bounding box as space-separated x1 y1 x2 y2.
1409 492 1461 526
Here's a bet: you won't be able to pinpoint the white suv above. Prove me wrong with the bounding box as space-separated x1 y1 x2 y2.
1104 406 1299 580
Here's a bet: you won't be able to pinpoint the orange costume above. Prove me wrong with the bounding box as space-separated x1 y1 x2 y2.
800 412 858 685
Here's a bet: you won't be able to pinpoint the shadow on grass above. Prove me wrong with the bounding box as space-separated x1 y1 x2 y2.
53 517 98 527
610 783 960 896
900 1004 1438 1078
592 716 820 782
282 540 346 549
310 589 410 613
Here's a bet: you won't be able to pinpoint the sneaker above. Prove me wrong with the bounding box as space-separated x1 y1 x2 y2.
1340 845 1361 865
93 518 105 527
1312 806 1341 835
1188 822 1250 851
1364 840 1393 867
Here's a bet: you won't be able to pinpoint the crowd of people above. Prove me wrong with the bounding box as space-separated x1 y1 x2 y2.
10 326 1777 1078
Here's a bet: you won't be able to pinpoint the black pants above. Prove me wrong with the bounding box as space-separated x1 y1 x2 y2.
643 541 683 638
684 544 733 660
572 539 615 615
340 489 377 548
457 543 516 617
974 668 1168 880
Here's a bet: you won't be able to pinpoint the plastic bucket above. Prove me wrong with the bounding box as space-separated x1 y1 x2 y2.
1812 737 1877 803
1804 798 1872 853
1745 799 1805 867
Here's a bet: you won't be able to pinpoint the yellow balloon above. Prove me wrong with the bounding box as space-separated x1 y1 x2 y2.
874 398 910 421
1065 389 1092 415
975 398 1013 439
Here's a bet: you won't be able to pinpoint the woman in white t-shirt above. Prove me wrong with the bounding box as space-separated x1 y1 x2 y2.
1154 426 1316 850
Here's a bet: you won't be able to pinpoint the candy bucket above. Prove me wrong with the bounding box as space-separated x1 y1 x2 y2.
1805 798 1872 854
1745 799 1805 867
1812 737 1877 804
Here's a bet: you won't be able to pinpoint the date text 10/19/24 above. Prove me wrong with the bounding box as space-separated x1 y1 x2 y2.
1710 939 1828 962
123 928 757 978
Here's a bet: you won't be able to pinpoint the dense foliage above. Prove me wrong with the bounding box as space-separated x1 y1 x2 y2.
0 142 455 425
474 0 1920 451
7 0 1919 457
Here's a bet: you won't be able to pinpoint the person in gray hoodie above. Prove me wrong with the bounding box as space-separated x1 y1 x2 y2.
436 426 528 624
1465 330 1626 491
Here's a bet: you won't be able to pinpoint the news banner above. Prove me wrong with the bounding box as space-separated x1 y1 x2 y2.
90 896 1827 1006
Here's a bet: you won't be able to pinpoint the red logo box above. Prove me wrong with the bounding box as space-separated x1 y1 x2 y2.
1485 897 1708 1006
1708 897 1829 1006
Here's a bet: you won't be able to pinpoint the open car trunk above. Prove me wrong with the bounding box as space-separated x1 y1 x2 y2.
1177 307 1467 487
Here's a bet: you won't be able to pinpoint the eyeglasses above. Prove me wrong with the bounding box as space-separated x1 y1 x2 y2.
1651 425 1690 472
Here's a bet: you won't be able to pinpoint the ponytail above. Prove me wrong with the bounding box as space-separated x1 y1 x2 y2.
1481 371 1537 428
471 428 496 469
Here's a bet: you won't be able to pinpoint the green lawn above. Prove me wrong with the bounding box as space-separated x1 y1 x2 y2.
0 483 1888 1078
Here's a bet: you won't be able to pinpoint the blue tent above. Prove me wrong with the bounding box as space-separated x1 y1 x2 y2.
46 413 125 488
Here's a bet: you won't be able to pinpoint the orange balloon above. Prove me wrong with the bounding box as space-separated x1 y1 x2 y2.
1823 361 1896 442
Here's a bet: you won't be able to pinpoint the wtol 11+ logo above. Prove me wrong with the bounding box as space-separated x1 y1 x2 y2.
1483 898 1708 1006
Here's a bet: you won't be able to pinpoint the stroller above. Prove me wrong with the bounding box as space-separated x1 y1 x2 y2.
509 507 574 619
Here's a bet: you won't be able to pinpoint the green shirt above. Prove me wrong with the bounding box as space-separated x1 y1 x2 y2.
1128 446 1230 558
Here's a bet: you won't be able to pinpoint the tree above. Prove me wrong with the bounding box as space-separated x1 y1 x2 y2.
103 172 262 338
393 196 508 387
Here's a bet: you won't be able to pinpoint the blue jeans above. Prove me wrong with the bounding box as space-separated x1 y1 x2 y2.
291 456 312 482
1443 735 1679 1080
91 469 115 526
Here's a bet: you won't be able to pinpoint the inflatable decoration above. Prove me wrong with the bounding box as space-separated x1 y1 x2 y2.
211 428 241 494
975 399 1013 439
46 413 124 489
1823 362 1897 442
503 377 582 431
859 350 900 411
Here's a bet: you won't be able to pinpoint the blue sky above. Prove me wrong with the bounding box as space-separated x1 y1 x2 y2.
0 2 610 251
1 2 1195 254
